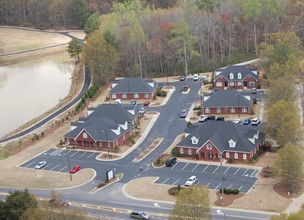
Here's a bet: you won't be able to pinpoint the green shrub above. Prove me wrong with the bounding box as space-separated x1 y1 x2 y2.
252 154 258 160
253 98 257 104
172 147 178 156
193 106 201 111
225 188 233 194
156 88 167 97
228 158 235 164
232 189 240 194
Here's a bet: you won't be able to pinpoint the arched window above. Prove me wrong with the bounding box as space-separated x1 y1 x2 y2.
180 148 184 154
188 148 192 155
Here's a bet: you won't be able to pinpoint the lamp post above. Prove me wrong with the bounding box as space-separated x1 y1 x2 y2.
220 152 226 220
65 142 72 181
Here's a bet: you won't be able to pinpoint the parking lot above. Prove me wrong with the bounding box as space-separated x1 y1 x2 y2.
19 148 100 173
154 161 259 193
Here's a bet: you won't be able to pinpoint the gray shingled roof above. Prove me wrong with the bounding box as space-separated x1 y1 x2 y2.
202 90 251 108
109 77 156 94
177 121 265 153
64 104 137 141
214 65 259 81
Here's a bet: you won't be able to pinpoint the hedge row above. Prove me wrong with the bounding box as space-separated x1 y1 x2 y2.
75 84 99 111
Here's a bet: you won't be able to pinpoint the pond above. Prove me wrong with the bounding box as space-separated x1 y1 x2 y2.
0 54 73 138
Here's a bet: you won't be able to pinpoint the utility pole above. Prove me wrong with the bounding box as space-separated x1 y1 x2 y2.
65 143 72 181
220 153 226 220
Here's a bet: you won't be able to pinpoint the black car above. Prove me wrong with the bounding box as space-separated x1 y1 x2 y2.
216 116 225 121
207 116 216 120
166 157 177 167
179 75 186 81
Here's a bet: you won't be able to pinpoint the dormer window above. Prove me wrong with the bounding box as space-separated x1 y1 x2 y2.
206 143 212 150
191 136 199 145
229 73 234 79
228 139 236 148
83 132 87 139
237 72 242 79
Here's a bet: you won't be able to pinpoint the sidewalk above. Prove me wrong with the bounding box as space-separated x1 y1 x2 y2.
284 193 304 214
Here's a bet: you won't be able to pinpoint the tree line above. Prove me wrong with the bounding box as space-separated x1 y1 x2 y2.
67 0 304 85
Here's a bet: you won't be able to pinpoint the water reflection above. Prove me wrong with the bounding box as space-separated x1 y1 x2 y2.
0 54 73 138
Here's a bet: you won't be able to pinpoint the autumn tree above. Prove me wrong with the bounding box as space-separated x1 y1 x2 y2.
170 185 211 220
67 38 83 62
82 31 119 85
274 144 304 194
267 100 302 146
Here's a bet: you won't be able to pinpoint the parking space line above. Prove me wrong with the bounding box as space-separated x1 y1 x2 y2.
58 166 67 172
42 164 51 170
196 181 200 185
234 168 240 175
70 151 78 157
250 169 259 177
206 182 210 187
172 179 180 185
242 169 249 176
192 164 199 171
202 165 209 172
50 165 60 171
79 152 87 158
87 152 95 158
24 162 35 168
238 186 243 191
181 163 189 170
213 166 220 173
215 183 221 190
171 162 178 169
223 167 230 174
61 152 67 156
227 184 232 189
162 178 170 184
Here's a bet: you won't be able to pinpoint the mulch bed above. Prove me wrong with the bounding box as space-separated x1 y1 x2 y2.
273 182 303 199
214 191 244 207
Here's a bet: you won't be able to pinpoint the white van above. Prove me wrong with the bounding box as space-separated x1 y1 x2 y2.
115 99 123 104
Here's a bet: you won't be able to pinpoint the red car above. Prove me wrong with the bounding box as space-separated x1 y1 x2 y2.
70 165 81 173
143 101 150 106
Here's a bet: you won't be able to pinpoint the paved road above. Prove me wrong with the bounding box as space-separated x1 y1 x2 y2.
3 78 272 219
0 67 90 143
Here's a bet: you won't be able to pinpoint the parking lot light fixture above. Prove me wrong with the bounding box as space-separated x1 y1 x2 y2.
220 152 226 220
102 130 110 156
65 142 72 181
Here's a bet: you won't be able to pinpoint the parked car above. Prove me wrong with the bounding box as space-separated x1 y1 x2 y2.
232 118 241 124
130 100 137 106
115 99 123 104
251 118 260 126
199 115 208 122
130 210 150 220
216 116 225 121
180 109 188 118
143 101 150 106
242 119 251 125
70 165 81 173
251 88 257 94
207 115 216 120
35 161 46 169
49 199 69 208
184 176 198 186
193 73 199 81
179 75 186 81
139 107 146 115
166 157 177 167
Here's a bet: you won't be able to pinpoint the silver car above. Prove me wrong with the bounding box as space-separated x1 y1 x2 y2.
180 109 188 118
35 161 46 169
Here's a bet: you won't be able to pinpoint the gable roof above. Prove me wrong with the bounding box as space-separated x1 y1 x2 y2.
64 104 137 141
177 121 265 153
214 65 259 81
202 90 251 108
109 77 156 94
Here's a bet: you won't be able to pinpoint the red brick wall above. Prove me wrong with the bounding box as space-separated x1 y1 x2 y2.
243 76 259 89
201 107 250 115
110 93 153 100
214 77 226 89
65 128 134 150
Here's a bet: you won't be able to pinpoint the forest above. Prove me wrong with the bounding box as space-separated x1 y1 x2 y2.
2 0 304 81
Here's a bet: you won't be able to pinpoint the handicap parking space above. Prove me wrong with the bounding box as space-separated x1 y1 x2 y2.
160 161 259 193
